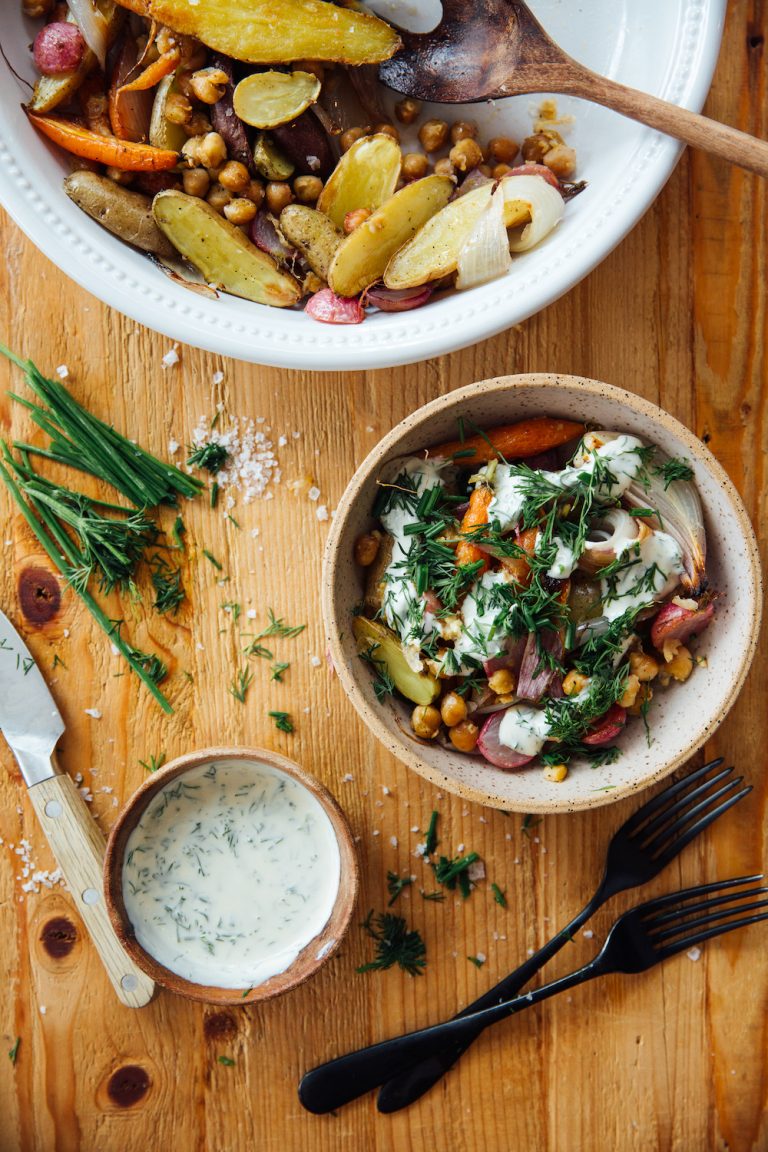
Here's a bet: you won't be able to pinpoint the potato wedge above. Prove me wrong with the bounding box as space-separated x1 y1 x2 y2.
149 75 187 153
28 2 121 114
317 134 401 230
234 71 321 130
384 183 531 290
111 0 400 64
353 617 439 707
328 175 453 298
252 133 294 181
279 204 342 280
152 191 301 307
64 171 176 257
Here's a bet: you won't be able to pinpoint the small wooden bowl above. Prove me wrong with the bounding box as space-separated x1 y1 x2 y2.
323 373 763 814
104 747 358 1005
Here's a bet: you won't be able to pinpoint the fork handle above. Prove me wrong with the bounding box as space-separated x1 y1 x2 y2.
299 960 600 1115
376 896 601 1112
561 69 768 179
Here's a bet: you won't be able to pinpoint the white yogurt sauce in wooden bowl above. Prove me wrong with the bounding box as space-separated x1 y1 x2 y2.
121 758 341 990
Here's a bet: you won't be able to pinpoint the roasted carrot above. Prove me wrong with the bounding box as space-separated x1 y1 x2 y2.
500 526 539 587
456 486 493 571
428 416 585 465
118 49 180 94
25 111 179 171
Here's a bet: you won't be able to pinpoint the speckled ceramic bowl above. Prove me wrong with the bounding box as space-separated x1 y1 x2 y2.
323 374 762 813
104 747 359 1004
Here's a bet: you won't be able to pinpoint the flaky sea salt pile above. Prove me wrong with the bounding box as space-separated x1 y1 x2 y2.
189 413 281 508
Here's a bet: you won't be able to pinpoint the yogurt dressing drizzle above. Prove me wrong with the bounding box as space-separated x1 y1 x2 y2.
122 760 341 989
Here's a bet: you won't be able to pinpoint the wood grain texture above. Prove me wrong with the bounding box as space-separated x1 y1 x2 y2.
0 4 767 1149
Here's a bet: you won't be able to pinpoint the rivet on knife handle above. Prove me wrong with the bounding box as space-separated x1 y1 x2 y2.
27 773 155 1009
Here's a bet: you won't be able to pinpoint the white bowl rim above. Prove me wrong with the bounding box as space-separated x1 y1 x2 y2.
322 373 763 812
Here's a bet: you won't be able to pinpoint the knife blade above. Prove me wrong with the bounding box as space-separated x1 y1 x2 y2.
0 609 154 1008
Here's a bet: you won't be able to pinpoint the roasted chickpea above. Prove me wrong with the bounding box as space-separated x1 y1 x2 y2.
664 645 694 683
449 138 483 173
488 668 515 696
265 181 294 215
189 67 229 105
164 92 193 126
418 118 449 152
184 131 227 169
488 135 519 164
563 670 590 697
401 153 429 181
628 684 653 717
293 175 324 203
522 130 564 164
440 691 467 728
223 197 258 225
185 112 213 137
412 705 441 740
354 532 381 567
618 673 641 710
449 720 480 753
450 120 478 144
543 762 568 783
343 207 371 234
544 144 577 180
629 651 659 683
373 122 400 142
395 97 421 125
433 157 455 178
182 167 210 198
244 179 266 208
206 184 232 213
340 126 366 152
218 160 251 194
493 163 514 180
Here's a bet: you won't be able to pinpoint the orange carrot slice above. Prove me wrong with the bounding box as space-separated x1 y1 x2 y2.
429 417 585 465
500 526 539 587
456 486 492 572
118 49 180 94
26 110 179 170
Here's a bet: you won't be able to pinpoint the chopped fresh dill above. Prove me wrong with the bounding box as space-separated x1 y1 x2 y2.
222 601 241 623
359 643 396 700
229 667 253 703
386 871 414 906
171 515 186 550
270 661 290 682
150 557 185 614
467 955 485 968
202 549 222 570
655 457 694 489
357 910 426 976
420 889 445 902
187 441 230 474
52 653 67 671
434 851 479 899
259 609 306 640
243 640 273 661
491 883 507 908
139 752 166 773
424 810 439 857
269 710 294 733
226 514 241 530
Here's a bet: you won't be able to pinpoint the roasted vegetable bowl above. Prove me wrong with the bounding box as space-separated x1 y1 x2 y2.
0 3 726 367
322 375 761 813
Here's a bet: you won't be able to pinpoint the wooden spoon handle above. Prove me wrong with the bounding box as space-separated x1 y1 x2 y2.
576 70 768 177
28 772 155 1008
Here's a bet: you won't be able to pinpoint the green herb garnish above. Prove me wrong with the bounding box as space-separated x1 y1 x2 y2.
229 667 253 703
491 883 507 908
386 871 414 906
8 1038 20 1065
217 1055 236 1067
467 955 485 968
210 481 219 509
357 911 426 976
655 457 694 489
151 558 185 614
139 752 166 773
222 601 241 623
269 710 294 733
521 814 541 839
187 441 230 474
202 549 222 571
424 810 439 857
434 852 479 899
420 890 445 902
359 643 395 700
270 661 290 682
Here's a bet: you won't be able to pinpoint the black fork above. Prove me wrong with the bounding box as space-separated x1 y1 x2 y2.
374 757 749 1112
300 875 767 1114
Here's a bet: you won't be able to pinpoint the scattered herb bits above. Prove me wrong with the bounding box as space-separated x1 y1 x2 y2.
386 871 414 906
139 753 166 773
357 911 426 976
269 711 294 733
8 1037 20 1065
491 883 507 908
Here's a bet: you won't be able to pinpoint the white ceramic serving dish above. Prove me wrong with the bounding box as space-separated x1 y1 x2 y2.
0 2 725 370
323 374 762 813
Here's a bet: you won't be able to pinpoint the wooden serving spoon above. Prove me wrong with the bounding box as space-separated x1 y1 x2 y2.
379 0 768 178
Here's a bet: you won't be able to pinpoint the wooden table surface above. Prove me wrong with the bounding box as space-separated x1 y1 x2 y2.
1 6 767 1151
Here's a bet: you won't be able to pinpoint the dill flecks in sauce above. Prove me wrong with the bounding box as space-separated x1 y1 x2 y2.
122 760 340 989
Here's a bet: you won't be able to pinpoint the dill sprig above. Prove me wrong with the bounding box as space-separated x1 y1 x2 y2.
270 661 290 682
0 345 202 507
356 911 426 976
150 557 185 614
258 609 306 640
386 871 414 906
229 667 253 703
139 752 166 773
655 456 694 489
187 441 230 474
359 643 396 700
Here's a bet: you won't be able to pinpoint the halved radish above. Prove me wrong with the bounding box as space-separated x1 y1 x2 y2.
582 704 627 746
477 711 535 770
650 601 714 649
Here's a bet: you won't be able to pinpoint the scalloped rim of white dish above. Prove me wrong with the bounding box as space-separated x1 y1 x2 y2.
0 1 725 370
322 375 762 813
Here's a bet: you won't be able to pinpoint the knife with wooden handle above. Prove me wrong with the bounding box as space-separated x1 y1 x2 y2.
0 608 154 1008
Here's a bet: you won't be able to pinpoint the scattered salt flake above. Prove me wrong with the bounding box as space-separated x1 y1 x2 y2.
55 364 69 379
316 505 329 522
533 836 540 844
474 952 486 964
389 836 398 848
110 644 120 656
382 786 390 796
410 825 419 833
479 816 488 824
74 772 83 784
167 439 179 455
372 830 380 837
84 708 101 719
457 843 465 853
414 843 427 857
161 345 180 369
687 946 702 962
39 1005 47 1015
310 655 322 668
196 643 205 651
212 370 224 385
63 629 70 638
4 540 11 546
250 528 260 540
342 774 354 783
186 414 281 504
527 948 534 956
308 486 321 502
467 860 485 882
278 435 288 447
582 929 594 940
291 430 301 439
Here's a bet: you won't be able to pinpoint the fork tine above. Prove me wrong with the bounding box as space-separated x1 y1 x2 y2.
643 776 745 855
632 765 733 844
645 884 768 930
650 893 768 942
654 785 753 867
635 873 764 916
621 758 724 836
655 910 768 961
